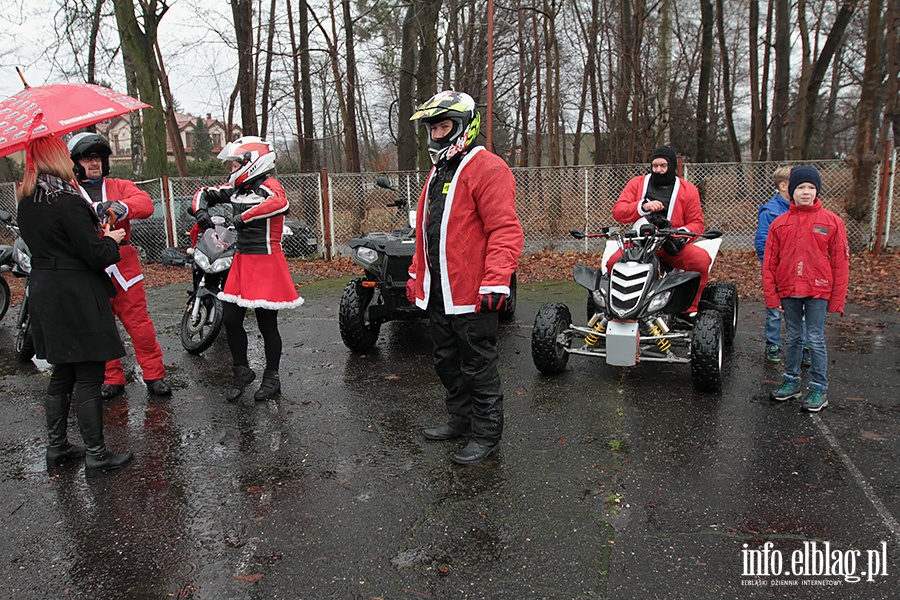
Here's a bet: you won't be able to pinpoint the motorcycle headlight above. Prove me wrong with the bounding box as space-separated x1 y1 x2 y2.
208 256 233 273
356 247 378 265
15 248 31 272
648 290 672 313
193 250 211 271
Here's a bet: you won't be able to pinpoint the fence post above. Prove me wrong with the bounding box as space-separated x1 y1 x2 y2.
320 169 333 260
872 139 895 254
161 174 176 248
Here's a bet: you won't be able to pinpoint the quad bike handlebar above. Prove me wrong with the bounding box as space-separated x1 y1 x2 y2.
571 227 722 240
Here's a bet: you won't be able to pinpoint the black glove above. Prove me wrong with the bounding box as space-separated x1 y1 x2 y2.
645 212 670 230
477 293 509 314
95 201 128 224
232 214 248 230
663 235 688 256
195 209 214 230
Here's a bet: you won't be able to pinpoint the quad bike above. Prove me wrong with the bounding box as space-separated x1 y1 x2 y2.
531 220 738 392
0 209 35 361
339 177 516 352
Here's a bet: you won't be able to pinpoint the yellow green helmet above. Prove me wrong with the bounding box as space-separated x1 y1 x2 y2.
410 90 480 164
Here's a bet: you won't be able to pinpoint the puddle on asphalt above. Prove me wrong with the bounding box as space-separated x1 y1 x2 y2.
830 317 890 354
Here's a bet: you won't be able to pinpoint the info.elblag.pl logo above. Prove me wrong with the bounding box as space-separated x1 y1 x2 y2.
741 541 889 586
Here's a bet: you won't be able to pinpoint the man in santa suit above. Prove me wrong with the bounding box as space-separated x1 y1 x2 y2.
407 91 523 465
68 133 171 399
608 146 711 320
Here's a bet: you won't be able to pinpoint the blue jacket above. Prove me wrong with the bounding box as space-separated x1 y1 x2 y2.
754 193 790 261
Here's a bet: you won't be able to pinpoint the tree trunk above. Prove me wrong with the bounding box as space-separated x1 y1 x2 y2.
715 0 741 160
112 0 167 178
397 3 418 171
749 0 762 160
231 0 258 137
694 0 714 162
846 0 883 224
154 39 188 176
414 0 443 170
299 0 317 172
770 0 790 160
122 54 144 178
342 0 361 172
260 0 277 138
657 0 672 145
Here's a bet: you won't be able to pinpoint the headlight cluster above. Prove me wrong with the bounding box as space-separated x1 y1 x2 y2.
15 248 31 273
355 247 378 265
194 251 233 273
647 290 672 312
592 289 606 310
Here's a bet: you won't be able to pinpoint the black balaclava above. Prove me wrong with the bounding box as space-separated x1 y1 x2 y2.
649 146 678 187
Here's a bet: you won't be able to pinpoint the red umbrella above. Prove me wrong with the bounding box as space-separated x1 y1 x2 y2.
0 71 149 159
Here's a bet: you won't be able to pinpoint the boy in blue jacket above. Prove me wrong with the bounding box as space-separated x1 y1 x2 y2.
755 166 806 363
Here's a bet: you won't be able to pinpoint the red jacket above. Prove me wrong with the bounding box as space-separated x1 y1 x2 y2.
612 174 704 234
762 199 850 314
408 147 523 314
77 178 154 290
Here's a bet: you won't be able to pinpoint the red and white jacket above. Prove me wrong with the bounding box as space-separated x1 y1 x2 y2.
408 147 523 314
612 174 705 234
76 178 154 291
762 199 850 314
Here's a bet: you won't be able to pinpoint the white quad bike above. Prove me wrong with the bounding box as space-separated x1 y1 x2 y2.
531 220 738 392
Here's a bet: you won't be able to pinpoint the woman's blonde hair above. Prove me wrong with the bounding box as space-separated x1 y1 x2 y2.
17 136 75 200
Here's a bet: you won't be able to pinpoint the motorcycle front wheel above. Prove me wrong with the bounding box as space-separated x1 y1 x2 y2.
0 276 9 321
339 278 381 352
180 294 224 354
15 298 35 362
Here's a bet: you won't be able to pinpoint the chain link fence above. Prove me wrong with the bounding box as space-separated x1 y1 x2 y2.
0 152 896 260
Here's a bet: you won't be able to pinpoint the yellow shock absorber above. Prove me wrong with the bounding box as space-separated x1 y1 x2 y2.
647 317 672 353
585 314 606 346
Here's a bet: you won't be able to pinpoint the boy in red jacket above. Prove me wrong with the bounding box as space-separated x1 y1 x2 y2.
763 166 849 411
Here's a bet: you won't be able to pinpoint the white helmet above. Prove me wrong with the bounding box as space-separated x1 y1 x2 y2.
217 136 276 188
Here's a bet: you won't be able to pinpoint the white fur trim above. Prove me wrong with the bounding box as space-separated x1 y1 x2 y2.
218 292 305 310
478 286 509 295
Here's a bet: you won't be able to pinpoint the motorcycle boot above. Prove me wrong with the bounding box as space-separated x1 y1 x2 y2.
74 396 133 477
226 365 256 402
145 378 172 396
45 394 85 469
452 400 503 465
254 370 281 401
100 383 125 399
424 416 472 441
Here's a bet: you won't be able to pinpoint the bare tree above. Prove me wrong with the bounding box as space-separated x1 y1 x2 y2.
231 0 258 136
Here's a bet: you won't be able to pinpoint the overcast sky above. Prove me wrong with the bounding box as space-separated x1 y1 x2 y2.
0 0 237 120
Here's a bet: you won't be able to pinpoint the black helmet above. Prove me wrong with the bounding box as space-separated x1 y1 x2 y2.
68 132 112 179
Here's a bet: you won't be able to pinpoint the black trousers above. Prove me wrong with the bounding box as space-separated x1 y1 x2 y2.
427 285 504 445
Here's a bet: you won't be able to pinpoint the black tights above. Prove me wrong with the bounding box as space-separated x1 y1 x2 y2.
222 303 282 372
47 361 105 405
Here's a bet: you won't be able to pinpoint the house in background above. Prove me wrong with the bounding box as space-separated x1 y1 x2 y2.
97 112 241 163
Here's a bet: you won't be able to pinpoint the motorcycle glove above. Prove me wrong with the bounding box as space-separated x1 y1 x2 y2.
663 235 688 256
405 278 416 303
477 292 509 314
95 201 129 224
195 209 215 230
645 212 671 230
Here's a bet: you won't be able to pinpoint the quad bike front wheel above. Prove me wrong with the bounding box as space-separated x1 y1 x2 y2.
531 302 572 374
180 294 224 354
339 278 382 352
690 310 723 392
701 281 738 346
0 276 9 321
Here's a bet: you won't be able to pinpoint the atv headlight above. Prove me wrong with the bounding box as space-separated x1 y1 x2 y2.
648 290 672 313
356 247 378 265
15 248 31 272
591 290 606 310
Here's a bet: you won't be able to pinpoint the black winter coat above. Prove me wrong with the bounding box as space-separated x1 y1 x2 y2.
17 174 125 364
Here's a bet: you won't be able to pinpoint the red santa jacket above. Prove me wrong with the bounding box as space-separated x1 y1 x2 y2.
77 178 154 290
612 174 704 234
408 147 523 314
762 199 850 314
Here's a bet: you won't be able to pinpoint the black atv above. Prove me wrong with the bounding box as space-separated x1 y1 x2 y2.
339 177 516 352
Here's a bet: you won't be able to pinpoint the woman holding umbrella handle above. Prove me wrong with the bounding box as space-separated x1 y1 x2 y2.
16 135 133 477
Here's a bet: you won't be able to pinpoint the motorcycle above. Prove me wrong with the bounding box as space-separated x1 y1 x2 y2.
531 220 738 392
180 217 234 354
338 176 517 352
0 209 35 361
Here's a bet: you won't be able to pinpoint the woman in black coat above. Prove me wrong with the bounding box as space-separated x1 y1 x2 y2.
17 135 133 476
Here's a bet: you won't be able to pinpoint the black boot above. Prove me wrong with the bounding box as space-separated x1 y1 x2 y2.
253 370 281 401
226 366 256 402
74 396 133 478
45 394 85 470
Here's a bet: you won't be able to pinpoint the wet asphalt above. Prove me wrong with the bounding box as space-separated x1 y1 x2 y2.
0 275 897 599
